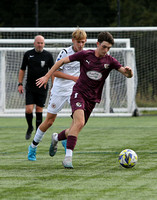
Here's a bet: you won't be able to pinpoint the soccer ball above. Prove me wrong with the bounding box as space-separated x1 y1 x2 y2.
119 149 138 168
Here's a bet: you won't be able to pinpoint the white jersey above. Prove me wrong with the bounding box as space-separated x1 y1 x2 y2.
51 46 80 96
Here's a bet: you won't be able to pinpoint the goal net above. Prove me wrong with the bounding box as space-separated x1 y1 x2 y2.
1 27 156 114
0 46 137 117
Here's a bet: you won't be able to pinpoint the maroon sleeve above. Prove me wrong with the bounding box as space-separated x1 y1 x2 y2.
69 50 85 62
111 56 122 70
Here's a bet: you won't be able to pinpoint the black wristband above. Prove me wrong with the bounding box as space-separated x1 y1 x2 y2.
18 83 23 86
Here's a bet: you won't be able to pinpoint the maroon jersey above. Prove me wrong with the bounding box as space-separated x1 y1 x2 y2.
69 50 122 103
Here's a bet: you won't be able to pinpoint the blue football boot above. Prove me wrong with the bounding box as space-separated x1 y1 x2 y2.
28 145 37 161
61 139 67 154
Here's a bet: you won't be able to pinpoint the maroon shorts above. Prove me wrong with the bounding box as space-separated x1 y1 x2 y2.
70 91 96 124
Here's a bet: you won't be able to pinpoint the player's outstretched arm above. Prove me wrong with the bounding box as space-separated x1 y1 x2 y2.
36 57 70 88
118 66 133 78
54 71 79 82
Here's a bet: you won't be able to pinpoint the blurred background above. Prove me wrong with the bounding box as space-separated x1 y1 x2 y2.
0 0 156 27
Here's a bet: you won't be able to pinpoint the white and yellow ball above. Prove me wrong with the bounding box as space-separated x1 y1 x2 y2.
119 149 138 168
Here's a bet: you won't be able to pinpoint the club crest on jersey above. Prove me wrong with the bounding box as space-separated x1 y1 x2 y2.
51 103 56 109
104 64 109 69
76 102 82 107
41 61 45 67
86 71 102 80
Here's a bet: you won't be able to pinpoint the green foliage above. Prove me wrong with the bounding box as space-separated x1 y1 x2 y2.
119 0 157 26
0 0 35 27
0 0 156 27
0 116 157 200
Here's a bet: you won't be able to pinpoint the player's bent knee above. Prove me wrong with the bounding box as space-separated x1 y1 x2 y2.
76 121 84 131
26 110 33 114
46 118 55 127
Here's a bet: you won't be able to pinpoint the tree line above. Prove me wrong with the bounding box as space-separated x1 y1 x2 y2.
0 0 156 27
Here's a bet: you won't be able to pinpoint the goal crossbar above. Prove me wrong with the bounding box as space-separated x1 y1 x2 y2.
0 27 156 32
0 38 130 48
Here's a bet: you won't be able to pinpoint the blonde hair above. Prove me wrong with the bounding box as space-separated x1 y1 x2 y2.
72 29 87 40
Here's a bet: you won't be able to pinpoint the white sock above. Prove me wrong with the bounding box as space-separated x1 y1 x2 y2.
33 127 45 144
54 133 58 142
66 149 73 157
31 143 37 148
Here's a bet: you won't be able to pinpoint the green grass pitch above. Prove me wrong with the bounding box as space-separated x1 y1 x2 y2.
0 116 157 200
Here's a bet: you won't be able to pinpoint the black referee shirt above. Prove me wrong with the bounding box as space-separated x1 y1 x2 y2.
21 48 54 94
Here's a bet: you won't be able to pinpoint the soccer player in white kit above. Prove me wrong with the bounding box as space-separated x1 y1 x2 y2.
28 29 87 161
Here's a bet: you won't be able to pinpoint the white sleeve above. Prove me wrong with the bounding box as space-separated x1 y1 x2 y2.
55 49 68 70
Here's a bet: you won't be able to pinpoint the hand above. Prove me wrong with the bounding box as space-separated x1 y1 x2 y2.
18 85 23 94
72 76 79 82
125 66 133 78
36 76 48 88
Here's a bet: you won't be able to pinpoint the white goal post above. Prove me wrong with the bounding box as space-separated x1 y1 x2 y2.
0 47 137 117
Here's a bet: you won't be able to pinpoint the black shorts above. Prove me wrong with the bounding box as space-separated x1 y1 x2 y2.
26 89 47 107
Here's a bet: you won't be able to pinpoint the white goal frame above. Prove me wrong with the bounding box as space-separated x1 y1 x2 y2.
1 27 157 115
0 47 136 117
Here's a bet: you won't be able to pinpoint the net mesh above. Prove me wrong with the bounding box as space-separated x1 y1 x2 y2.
1 27 156 115
0 47 136 116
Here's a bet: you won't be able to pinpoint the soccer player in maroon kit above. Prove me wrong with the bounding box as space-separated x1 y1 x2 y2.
36 32 133 169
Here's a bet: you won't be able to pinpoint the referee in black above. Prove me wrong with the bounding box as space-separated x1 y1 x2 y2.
18 35 54 140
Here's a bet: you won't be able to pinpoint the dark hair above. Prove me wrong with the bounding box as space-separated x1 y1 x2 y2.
97 32 114 45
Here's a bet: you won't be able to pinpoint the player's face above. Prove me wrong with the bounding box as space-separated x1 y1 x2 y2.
72 38 86 52
97 41 112 57
34 36 45 52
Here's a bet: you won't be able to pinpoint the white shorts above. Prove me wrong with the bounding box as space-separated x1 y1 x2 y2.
47 94 71 114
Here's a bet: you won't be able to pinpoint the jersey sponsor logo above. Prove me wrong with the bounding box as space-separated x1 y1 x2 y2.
64 63 79 71
41 61 45 67
104 64 109 69
86 71 102 80
76 102 82 107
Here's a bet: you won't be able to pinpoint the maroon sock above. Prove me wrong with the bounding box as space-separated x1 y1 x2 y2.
58 130 66 141
67 135 77 151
